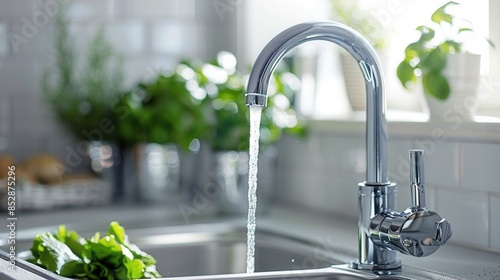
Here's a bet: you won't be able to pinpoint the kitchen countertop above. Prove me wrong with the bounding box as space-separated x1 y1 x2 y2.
2 203 500 279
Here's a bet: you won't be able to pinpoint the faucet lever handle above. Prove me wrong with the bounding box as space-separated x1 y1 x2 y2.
370 149 452 258
410 149 426 208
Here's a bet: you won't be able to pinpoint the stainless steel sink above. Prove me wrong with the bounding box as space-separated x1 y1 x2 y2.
1 223 458 280
127 224 339 277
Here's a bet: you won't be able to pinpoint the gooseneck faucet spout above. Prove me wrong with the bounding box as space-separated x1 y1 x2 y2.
246 21 451 273
246 22 388 184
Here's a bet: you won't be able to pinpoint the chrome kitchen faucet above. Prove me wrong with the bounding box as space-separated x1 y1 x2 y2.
245 21 452 273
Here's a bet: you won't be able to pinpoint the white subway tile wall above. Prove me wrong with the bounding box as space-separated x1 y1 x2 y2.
461 142 500 193
65 0 114 20
437 189 489 247
124 0 185 19
276 132 500 253
105 21 146 54
0 23 9 56
0 0 238 162
425 141 460 189
0 62 41 93
491 195 500 250
386 138 413 208
151 21 190 54
0 0 36 17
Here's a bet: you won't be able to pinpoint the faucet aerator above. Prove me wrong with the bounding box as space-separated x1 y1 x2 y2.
245 93 268 107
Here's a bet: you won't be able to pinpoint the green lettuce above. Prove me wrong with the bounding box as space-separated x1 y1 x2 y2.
28 222 161 280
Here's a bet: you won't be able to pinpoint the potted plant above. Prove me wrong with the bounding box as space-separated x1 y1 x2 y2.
114 68 211 202
330 0 388 111
42 9 124 201
396 1 494 120
181 51 306 214
43 11 124 144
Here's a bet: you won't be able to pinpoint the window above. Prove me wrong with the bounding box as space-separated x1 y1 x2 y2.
240 0 495 120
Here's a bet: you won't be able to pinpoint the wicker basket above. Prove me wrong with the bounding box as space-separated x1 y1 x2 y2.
0 178 112 211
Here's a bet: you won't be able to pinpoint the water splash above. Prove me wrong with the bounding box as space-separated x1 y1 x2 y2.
246 106 262 274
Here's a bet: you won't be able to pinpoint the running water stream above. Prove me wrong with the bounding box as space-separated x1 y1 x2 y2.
246 106 262 273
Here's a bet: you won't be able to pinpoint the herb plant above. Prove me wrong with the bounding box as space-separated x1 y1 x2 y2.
115 68 210 151
184 52 305 151
396 1 493 100
43 9 124 141
28 222 161 279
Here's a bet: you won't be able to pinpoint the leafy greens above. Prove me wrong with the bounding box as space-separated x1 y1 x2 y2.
28 221 162 280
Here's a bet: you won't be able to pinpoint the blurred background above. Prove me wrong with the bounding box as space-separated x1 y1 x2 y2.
1 0 500 253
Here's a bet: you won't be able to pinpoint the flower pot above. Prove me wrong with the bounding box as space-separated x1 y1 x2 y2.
340 52 366 111
132 143 182 202
85 141 123 201
425 53 481 121
212 147 278 215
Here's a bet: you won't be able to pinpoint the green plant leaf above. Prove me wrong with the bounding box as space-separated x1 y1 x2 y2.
431 1 458 24
422 72 450 100
404 42 422 61
92 235 124 267
458 27 473 33
396 60 416 88
422 47 447 72
31 233 81 274
60 260 86 277
108 221 126 244
29 222 161 279
119 258 146 279
398 0 495 102
416 26 435 43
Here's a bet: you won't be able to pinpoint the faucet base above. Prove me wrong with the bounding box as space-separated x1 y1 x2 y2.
350 259 402 274
357 182 399 270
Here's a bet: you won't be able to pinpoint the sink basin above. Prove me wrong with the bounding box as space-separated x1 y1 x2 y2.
127 224 339 277
1 223 458 280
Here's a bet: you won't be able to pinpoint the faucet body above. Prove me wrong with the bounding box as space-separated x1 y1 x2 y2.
246 21 451 273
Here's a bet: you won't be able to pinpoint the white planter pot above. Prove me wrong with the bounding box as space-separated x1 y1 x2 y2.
340 52 366 111
425 53 481 121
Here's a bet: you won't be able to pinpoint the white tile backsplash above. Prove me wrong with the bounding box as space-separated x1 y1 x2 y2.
151 21 194 54
277 134 319 168
424 141 460 188
315 134 365 173
0 96 12 136
323 170 360 217
122 55 178 87
124 0 183 19
196 23 238 59
387 139 412 184
9 21 54 55
436 190 489 247
0 61 40 92
461 142 500 193
0 0 36 17
65 0 113 20
491 196 500 250
11 95 47 135
277 132 500 252
104 21 146 54
0 22 9 56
